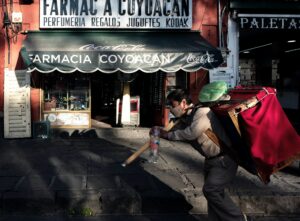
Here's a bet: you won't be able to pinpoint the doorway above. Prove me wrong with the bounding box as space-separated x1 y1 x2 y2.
90 71 166 128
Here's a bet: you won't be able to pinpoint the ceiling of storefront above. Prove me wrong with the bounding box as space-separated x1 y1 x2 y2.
239 29 300 87
239 29 300 59
230 0 300 13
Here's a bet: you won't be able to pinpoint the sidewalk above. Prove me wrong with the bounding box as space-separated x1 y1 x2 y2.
0 126 299 216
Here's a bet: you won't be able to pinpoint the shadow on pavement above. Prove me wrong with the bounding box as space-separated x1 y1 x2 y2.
0 127 196 219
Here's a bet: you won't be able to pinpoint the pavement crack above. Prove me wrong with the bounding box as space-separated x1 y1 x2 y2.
159 154 169 164
159 152 196 189
174 167 196 189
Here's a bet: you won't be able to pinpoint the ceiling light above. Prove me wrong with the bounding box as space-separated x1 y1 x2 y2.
240 43 272 53
243 51 250 54
287 40 296 43
285 48 300 53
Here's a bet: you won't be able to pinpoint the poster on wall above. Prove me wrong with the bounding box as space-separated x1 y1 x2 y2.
209 67 236 89
40 0 192 29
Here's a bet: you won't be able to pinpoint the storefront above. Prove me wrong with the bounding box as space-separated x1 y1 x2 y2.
2 0 225 138
228 0 300 132
21 30 224 129
21 30 223 129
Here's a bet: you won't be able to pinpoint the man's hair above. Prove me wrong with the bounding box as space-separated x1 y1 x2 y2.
167 89 192 105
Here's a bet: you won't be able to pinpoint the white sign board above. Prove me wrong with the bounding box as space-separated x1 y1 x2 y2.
40 0 192 29
209 67 236 89
4 69 31 138
44 112 90 127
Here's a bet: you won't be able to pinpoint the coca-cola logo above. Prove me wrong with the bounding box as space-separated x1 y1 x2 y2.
79 44 146 51
186 53 215 64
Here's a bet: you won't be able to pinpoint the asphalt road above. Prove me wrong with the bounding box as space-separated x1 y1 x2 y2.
0 215 299 221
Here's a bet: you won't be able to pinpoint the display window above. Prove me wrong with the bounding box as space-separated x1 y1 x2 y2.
43 75 90 111
42 73 91 128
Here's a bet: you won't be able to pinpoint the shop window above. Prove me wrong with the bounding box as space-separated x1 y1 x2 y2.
43 75 90 112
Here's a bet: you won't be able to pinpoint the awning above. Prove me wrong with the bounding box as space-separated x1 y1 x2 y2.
21 31 223 74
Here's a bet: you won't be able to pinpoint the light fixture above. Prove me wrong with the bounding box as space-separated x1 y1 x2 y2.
287 40 296 43
285 48 300 53
240 43 272 53
243 51 250 54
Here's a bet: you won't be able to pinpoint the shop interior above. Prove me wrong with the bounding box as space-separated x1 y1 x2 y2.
90 71 168 128
40 70 192 128
239 29 300 131
41 71 167 128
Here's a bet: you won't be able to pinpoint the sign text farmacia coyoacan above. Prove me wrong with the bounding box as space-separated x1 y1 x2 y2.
40 0 192 29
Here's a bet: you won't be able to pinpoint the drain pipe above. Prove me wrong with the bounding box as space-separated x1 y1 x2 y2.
5 25 10 64
3 0 11 64
221 5 227 49
217 0 222 49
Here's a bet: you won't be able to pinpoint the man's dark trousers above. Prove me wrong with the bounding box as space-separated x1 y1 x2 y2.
203 154 244 221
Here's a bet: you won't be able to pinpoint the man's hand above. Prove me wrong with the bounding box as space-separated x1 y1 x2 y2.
149 126 169 139
159 129 169 139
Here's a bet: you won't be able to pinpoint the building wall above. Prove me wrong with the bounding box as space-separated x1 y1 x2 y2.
190 0 223 103
0 2 40 119
0 30 4 114
193 0 219 45
0 7 5 114
1 0 224 118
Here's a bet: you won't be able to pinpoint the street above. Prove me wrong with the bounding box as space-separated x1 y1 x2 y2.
0 214 299 221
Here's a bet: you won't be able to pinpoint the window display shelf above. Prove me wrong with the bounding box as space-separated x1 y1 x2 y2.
42 74 91 128
43 112 90 128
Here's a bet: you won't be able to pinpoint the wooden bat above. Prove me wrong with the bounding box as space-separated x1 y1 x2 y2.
121 119 180 167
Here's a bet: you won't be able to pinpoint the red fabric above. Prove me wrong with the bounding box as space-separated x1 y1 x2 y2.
212 86 300 182
229 86 264 100
239 87 300 180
